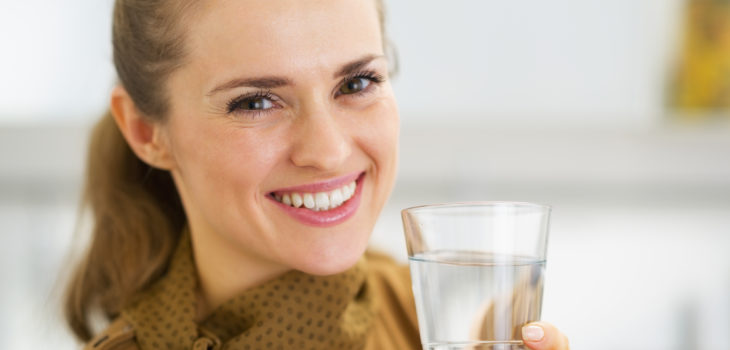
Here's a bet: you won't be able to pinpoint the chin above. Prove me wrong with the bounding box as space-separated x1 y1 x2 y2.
291 233 369 276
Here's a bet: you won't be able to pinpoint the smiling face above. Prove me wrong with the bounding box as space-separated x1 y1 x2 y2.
160 0 398 280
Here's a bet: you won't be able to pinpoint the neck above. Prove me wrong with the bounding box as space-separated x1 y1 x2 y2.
188 224 289 321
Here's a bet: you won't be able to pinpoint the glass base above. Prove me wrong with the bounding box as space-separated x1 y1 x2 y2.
426 341 527 350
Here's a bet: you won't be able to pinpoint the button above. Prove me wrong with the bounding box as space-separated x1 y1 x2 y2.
192 337 216 350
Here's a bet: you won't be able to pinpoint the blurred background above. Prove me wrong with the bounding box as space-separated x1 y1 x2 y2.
1 0 729 349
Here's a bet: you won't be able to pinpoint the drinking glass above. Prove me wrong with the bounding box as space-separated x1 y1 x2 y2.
401 202 551 350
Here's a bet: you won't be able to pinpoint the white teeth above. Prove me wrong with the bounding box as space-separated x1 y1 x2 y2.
315 192 329 211
274 179 358 211
343 181 356 198
303 193 315 209
291 193 303 208
330 189 343 207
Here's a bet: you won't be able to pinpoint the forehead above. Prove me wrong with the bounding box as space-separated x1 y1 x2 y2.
185 0 383 79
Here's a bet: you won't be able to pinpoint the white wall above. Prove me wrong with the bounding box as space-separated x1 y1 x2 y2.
387 0 684 127
1 0 685 127
0 0 115 123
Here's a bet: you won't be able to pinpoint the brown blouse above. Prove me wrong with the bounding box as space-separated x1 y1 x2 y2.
83 233 421 350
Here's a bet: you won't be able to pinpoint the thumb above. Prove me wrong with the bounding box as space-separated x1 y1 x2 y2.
522 322 570 350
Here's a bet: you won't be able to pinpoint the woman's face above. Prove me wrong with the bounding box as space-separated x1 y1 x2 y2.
162 0 398 276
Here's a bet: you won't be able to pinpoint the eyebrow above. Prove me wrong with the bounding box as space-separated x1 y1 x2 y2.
333 54 383 78
207 77 290 96
207 54 384 96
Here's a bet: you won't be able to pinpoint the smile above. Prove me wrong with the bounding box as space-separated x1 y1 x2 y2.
273 181 356 211
268 172 364 227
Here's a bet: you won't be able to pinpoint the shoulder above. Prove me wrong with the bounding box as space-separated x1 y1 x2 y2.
364 250 422 349
83 317 140 350
364 250 416 322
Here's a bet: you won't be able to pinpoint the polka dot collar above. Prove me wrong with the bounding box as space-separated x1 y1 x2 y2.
122 231 374 349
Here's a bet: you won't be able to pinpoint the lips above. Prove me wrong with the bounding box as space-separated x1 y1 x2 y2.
268 172 365 227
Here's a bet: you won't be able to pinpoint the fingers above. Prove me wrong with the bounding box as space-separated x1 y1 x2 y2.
522 322 570 350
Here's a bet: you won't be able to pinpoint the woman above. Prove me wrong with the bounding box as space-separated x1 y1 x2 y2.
65 0 570 349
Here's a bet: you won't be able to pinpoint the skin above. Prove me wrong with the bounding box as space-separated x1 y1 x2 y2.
110 1 569 348
523 322 571 350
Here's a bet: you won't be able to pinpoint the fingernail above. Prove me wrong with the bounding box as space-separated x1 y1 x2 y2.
522 325 544 342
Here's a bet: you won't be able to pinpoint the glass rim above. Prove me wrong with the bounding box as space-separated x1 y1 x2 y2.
401 201 552 215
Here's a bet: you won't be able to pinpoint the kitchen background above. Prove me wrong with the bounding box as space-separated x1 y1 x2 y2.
1 0 729 349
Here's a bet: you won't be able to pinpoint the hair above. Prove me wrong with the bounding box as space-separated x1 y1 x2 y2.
65 0 391 342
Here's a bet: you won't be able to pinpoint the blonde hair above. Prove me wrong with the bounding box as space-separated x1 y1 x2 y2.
65 0 390 341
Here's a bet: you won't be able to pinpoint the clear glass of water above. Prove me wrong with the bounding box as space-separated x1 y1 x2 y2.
401 202 551 350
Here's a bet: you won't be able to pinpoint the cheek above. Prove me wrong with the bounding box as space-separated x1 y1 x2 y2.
170 118 287 201
356 99 399 176
355 103 399 222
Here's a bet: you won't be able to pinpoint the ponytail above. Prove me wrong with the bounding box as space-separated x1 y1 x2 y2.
64 110 185 340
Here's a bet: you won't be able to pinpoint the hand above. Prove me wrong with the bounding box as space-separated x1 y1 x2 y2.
522 322 570 350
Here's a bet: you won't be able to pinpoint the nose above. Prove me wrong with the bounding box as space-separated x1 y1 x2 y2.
289 102 351 171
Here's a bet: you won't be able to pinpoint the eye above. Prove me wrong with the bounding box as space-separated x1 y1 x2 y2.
338 76 372 95
335 70 385 98
245 97 273 110
230 96 273 112
226 91 277 115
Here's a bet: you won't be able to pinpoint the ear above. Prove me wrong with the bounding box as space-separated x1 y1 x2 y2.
110 85 176 170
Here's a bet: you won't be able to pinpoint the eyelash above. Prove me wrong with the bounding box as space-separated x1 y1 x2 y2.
336 70 385 96
226 90 276 116
224 70 386 118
